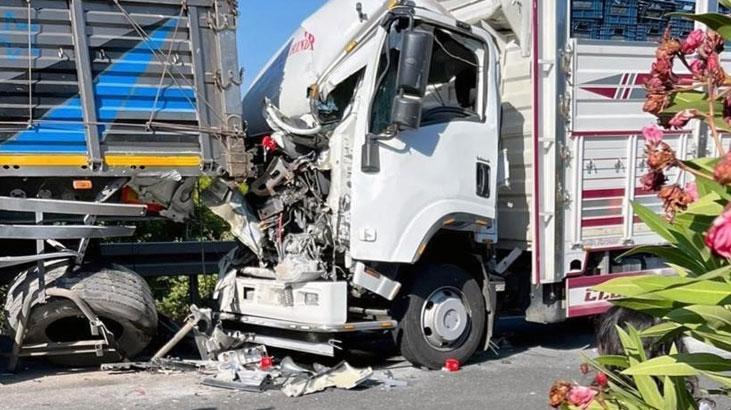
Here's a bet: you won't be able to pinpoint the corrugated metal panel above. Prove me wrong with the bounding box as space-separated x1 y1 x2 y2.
0 0 242 175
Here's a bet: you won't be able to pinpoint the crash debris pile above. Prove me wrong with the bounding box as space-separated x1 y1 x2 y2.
102 306 405 397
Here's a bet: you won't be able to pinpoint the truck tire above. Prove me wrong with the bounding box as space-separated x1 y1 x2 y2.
4 261 157 365
395 264 486 369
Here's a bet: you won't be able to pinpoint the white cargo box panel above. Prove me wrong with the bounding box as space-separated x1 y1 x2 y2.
436 1 724 285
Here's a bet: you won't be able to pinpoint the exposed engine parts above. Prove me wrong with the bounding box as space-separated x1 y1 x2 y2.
205 105 339 285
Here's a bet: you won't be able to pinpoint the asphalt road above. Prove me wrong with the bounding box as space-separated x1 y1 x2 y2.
0 317 600 410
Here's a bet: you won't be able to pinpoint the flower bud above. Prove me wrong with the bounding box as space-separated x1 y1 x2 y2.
640 170 666 192
714 153 731 185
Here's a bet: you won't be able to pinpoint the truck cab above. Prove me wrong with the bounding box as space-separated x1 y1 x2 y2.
215 0 692 368
213 0 500 369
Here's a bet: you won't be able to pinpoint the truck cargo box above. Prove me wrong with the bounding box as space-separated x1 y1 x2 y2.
439 0 714 304
0 0 244 177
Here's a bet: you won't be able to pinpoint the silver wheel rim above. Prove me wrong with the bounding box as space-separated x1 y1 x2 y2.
420 286 471 350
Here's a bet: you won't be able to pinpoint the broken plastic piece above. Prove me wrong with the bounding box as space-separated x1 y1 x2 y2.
202 370 272 392
281 361 372 397
217 345 267 366
279 356 312 376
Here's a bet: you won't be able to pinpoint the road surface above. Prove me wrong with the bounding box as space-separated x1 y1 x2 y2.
4 318 724 410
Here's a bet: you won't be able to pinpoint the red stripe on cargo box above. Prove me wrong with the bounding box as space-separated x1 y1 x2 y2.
582 216 642 227
582 188 655 199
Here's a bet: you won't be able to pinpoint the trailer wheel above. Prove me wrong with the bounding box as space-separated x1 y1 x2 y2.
4 261 157 365
395 264 486 369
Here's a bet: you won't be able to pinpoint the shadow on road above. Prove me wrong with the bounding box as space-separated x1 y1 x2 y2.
1 314 598 381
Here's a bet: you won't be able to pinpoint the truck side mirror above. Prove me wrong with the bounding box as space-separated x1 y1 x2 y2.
391 30 433 130
396 30 434 97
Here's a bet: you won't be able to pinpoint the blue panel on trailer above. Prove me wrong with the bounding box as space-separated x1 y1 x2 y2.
0 19 194 153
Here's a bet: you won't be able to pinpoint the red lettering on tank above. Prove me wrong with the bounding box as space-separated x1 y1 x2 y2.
289 31 316 56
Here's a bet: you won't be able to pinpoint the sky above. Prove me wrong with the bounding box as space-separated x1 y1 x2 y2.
237 0 327 91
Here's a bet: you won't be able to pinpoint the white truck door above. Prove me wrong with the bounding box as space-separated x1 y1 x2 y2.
350 24 500 263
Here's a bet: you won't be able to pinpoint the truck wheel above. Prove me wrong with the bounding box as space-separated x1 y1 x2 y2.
395 264 486 369
4 261 157 366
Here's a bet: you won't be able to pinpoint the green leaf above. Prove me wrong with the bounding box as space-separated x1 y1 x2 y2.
612 297 678 316
582 354 641 396
679 192 725 217
629 357 665 409
640 321 684 338
666 305 731 330
694 264 731 281
622 353 731 376
668 12 731 40
649 279 731 305
617 325 643 362
604 384 647 410
663 376 678 410
689 327 731 351
722 0 731 10
681 157 721 178
594 274 697 298
709 112 731 134
631 201 676 245
594 355 630 369
620 245 705 275
695 175 731 199
592 275 652 298
662 90 716 115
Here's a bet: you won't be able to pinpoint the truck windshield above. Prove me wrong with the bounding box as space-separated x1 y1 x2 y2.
369 25 482 134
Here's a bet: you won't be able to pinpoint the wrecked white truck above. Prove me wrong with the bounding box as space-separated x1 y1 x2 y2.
206 0 690 369
1 0 701 371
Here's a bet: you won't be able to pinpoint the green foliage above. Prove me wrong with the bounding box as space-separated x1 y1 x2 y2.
586 191 731 407
134 177 230 321
580 12 731 402
151 275 218 321
668 12 731 40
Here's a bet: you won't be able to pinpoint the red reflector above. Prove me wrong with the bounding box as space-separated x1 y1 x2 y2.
443 358 460 372
259 356 273 370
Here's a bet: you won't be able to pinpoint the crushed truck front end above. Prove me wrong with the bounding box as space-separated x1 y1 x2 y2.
214 0 502 368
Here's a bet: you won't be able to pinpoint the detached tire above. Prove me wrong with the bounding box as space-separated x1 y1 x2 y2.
4 261 157 366
395 264 486 369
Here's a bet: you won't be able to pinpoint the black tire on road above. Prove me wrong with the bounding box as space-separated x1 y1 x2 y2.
395 264 486 370
4 261 157 365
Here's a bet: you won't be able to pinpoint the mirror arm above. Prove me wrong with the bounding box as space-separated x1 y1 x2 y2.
361 128 397 173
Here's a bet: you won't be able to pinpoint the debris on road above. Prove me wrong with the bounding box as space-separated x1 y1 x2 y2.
368 370 408 391
99 306 388 397
280 361 372 397
442 358 461 373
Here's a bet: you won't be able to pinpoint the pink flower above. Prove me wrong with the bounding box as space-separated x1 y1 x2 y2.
681 29 705 54
668 109 698 129
685 181 698 202
690 59 706 78
705 209 731 258
567 385 597 409
642 124 664 145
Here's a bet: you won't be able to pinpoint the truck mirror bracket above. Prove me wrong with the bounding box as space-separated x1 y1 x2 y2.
361 133 381 173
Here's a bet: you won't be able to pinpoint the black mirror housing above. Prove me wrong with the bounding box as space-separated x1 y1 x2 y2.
391 94 422 130
396 30 434 96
